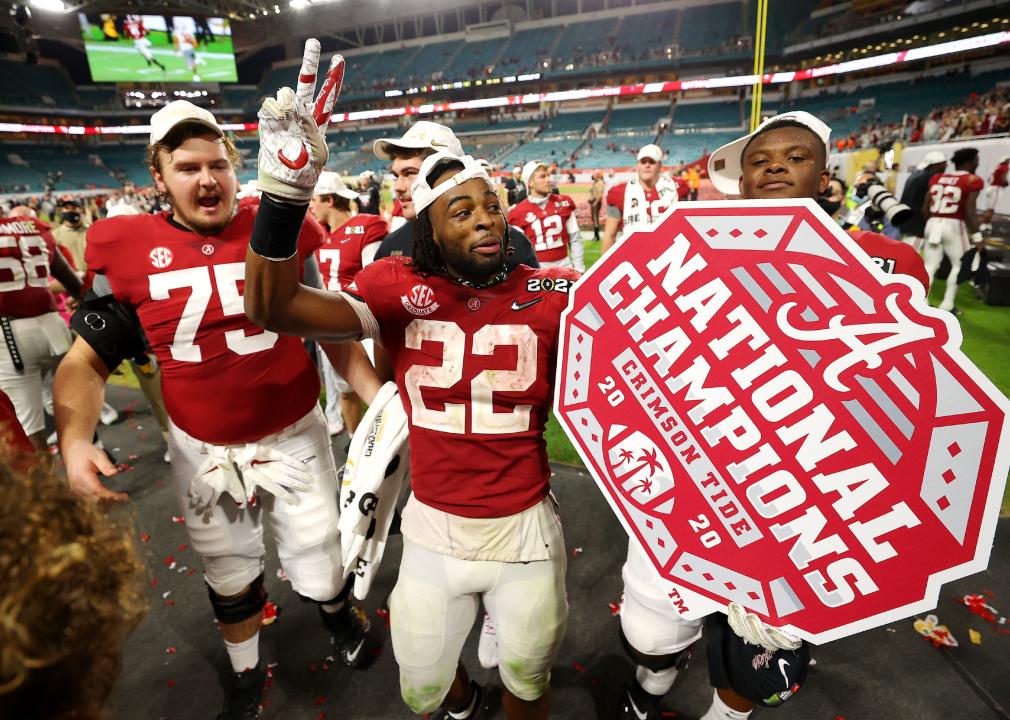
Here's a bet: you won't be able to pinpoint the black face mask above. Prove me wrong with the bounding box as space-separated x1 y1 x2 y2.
818 198 842 216
63 211 81 224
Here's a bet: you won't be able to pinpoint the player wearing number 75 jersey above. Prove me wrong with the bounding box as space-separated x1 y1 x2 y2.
55 50 369 720
921 146 985 312
247 62 577 716
508 160 584 272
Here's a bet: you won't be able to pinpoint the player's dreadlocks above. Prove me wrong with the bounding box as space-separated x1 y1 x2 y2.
411 209 443 277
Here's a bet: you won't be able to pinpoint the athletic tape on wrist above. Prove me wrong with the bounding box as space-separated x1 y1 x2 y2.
249 192 308 261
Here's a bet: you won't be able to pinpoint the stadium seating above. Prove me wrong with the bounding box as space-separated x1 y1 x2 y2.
675 102 742 129
442 39 506 82
496 27 561 76
678 3 742 53
0 59 78 108
613 10 679 56
543 110 604 136
552 19 614 67
606 105 669 132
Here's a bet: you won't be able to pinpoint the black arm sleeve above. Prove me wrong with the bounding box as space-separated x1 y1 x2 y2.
249 193 309 260
70 290 147 372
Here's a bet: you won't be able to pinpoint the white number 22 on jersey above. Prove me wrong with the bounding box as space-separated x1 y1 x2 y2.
149 262 278 363
404 318 537 434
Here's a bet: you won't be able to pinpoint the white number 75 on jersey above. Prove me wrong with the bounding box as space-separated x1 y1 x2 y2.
149 262 278 363
405 318 538 434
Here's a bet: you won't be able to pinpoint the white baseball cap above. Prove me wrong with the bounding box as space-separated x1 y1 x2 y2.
410 151 492 215
106 203 141 218
637 144 663 163
373 120 464 161
315 171 359 200
149 100 223 145
917 150 947 170
708 111 831 196
521 160 548 187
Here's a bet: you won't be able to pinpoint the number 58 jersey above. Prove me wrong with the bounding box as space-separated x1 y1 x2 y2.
346 257 580 519
85 206 325 445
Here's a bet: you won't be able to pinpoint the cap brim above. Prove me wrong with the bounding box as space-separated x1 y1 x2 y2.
708 134 751 196
151 117 223 145
336 188 359 200
373 137 429 161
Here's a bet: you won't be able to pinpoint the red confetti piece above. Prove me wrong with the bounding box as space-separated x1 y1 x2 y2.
314 696 326 706
166 646 177 654
128 454 139 461
573 662 586 673
166 679 176 688
187 568 197 576
171 515 185 524
149 578 159 587
164 599 176 606
608 601 621 616
177 543 189 551
140 533 151 543
262 601 279 626
308 663 318 674
571 547 584 556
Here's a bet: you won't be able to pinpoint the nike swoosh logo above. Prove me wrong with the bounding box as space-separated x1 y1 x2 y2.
778 658 790 689
277 145 309 170
626 696 648 720
345 637 364 664
511 298 543 311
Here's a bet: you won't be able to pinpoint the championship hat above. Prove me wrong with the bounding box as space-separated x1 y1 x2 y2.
373 121 464 161
314 171 358 200
637 144 664 163
149 100 223 145
708 111 831 196
916 150 947 170
521 160 548 187
410 151 492 215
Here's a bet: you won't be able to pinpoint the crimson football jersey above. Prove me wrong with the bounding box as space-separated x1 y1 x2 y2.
606 182 670 230
508 194 578 264
123 19 147 40
347 258 580 518
848 229 929 292
991 162 1009 188
86 207 324 445
927 171 984 220
316 213 388 291
0 216 58 319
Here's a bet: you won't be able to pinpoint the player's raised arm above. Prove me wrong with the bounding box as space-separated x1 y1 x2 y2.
245 39 363 342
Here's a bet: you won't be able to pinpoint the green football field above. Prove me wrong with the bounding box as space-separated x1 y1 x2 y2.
84 37 237 83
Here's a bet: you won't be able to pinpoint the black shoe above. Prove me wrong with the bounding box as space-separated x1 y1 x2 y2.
430 681 484 720
618 682 659 720
320 603 369 668
216 662 265 720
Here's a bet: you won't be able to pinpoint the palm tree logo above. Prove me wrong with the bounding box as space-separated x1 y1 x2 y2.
630 447 663 496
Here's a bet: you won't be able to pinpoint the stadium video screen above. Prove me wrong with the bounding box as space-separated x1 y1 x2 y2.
79 13 238 83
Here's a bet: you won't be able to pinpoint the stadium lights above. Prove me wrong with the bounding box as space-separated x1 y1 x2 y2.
290 0 308 7
3 29 1009 136
29 0 64 11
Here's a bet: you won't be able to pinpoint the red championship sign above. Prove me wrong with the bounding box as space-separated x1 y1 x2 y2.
556 199 1010 643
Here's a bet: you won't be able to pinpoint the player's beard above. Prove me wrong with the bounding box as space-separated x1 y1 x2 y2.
166 186 236 236
439 234 506 285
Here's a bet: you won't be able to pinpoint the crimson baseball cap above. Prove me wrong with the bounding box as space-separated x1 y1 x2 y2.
708 111 831 196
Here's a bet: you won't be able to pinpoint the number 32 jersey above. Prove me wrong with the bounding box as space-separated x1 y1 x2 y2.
346 258 580 519
85 206 325 445
927 171 984 221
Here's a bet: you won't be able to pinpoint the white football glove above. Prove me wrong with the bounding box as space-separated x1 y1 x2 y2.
970 231 983 247
234 444 313 505
191 446 247 512
726 602 802 651
257 38 344 203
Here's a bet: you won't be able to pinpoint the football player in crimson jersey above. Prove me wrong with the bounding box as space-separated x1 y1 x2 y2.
308 170 388 435
605 112 929 720
54 95 367 720
508 160 585 272
601 143 682 254
921 147 985 312
123 15 167 72
246 57 577 716
0 207 83 450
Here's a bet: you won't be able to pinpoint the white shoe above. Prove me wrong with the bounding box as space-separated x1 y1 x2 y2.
164 449 171 463
100 403 119 426
46 430 57 446
477 612 499 669
327 417 345 436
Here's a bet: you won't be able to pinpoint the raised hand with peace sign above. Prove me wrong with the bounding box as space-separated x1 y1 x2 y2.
257 38 344 203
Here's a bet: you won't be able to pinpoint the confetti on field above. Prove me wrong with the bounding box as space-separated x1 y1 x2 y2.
608 601 621 617
571 547 583 556
969 629 982 645
166 679 176 688
914 615 958 648
140 533 151 543
166 646 177 654
262 601 280 626
171 515 185 524
177 543 189 551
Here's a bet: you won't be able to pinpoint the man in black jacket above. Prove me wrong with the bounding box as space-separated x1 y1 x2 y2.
899 150 947 251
